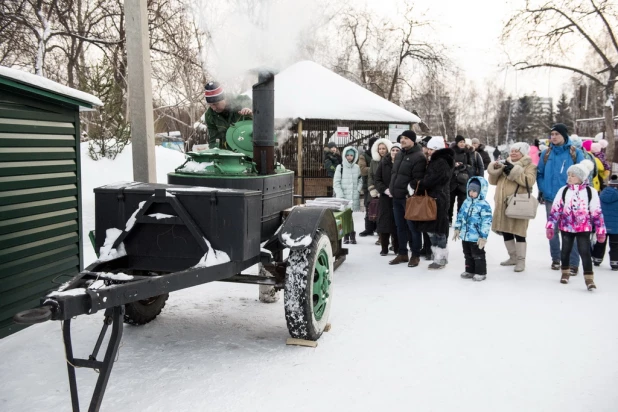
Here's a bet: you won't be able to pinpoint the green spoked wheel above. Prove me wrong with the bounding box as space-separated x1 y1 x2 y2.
284 230 334 340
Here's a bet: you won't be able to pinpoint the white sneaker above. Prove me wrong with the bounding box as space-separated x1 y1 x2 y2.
460 272 474 279
473 274 486 281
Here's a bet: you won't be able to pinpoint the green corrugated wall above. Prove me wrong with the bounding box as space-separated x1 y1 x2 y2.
0 89 83 338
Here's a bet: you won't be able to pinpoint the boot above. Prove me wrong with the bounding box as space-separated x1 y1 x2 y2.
514 242 526 272
560 267 570 284
500 240 517 266
584 272 596 290
379 233 389 256
350 231 357 244
389 254 408 265
460 271 474 279
408 255 420 267
391 234 399 255
569 266 578 276
343 234 350 244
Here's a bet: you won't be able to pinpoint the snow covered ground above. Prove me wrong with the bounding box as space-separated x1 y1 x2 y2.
1 144 618 412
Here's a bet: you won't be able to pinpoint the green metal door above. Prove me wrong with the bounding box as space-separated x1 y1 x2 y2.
0 90 83 338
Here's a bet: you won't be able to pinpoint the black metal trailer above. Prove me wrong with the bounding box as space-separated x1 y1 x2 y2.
13 72 349 411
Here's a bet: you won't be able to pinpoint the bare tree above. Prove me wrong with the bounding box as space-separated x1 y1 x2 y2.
503 0 618 164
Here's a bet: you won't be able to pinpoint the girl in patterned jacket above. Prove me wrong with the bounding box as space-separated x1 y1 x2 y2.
452 176 493 281
546 160 607 289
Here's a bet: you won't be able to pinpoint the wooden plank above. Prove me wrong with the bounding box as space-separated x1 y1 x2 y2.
286 338 318 348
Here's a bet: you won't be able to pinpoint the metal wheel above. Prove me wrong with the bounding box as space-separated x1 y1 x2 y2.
284 230 333 340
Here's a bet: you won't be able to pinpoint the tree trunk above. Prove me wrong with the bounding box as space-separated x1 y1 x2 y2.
604 79 615 170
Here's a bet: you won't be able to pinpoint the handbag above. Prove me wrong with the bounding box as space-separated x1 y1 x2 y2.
368 198 379 221
505 177 538 220
405 182 437 221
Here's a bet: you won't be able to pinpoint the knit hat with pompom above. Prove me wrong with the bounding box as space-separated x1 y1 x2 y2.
567 159 595 183
591 142 602 154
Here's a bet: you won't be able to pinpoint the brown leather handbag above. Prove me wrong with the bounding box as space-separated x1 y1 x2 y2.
404 183 437 221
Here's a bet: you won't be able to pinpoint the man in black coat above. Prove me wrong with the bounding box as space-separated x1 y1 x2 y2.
387 130 426 267
449 135 471 225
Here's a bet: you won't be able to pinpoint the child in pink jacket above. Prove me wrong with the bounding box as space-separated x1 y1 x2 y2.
546 160 606 290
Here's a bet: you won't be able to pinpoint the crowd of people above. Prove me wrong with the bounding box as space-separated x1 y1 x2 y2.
324 123 618 290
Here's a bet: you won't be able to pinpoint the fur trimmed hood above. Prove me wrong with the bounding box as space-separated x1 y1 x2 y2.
429 147 455 167
371 138 393 161
342 146 359 165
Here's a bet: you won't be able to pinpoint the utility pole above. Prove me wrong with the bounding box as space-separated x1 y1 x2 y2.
125 0 156 183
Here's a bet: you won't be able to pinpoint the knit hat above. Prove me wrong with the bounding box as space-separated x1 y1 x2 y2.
471 138 480 145
567 159 595 183
345 149 355 156
551 123 569 141
609 174 618 187
582 140 593 152
591 142 602 154
599 139 609 149
327 141 337 149
397 130 417 143
510 142 530 156
391 142 402 150
570 135 582 149
465 138 472 146
205 81 225 103
455 135 465 144
468 180 481 194
539 144 548 151
427 136 445 150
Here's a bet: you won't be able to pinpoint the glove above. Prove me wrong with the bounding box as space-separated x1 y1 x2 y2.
407 183 415 196
370 189 379 198
477 238 487 249
546 228 554 240
597 233 607 244
503 161 514 176
452 230 460 241
384 188 392 197
538 192 545 205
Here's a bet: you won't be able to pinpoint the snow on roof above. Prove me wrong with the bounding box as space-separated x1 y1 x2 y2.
244 61 421 123
0 66 103 107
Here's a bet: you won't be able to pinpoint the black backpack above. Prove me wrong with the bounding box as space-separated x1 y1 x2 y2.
561 185 592 206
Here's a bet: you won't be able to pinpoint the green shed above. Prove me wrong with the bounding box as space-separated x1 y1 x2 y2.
0 67 102 338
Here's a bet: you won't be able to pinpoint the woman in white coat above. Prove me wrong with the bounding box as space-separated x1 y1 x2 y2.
334 146 363 243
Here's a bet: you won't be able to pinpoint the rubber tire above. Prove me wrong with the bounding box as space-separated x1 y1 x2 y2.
123 294 169 325
284 231 334 341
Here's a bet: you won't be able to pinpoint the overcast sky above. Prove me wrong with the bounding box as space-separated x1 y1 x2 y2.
365 0 572 101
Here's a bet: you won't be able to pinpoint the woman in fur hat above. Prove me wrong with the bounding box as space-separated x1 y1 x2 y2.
368 138 393 247
416 136 455 269
373 142 401 255
487 142 537 272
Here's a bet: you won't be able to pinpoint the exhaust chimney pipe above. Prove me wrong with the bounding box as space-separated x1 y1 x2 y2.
252 71 275 175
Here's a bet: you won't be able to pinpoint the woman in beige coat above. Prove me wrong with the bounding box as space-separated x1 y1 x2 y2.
487 142 537 272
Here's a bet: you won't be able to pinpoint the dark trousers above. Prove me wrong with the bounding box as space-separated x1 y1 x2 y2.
561 231 593 273
462 241 486 275
503 233 526 242
449 190 466 224
363 193 377 233
422 232 432 252
591 234 618 269
392 197 422 257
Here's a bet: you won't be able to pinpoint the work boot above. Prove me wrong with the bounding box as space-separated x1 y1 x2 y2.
584 272 596 290
500 240 517 266
343 235 350 244
569 266 578 276
551 260 561 270
560 267 570 284
408 255 420 267
389 254 409 265
514 242 526 272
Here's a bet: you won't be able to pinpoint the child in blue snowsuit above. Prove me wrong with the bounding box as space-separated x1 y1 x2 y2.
592 174 618 270
452 176 493 281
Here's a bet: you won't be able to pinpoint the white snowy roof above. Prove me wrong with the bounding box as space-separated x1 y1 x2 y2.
0 66 103 108
245 61 421 123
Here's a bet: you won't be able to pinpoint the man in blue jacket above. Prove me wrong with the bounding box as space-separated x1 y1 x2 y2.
537 123 585 272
